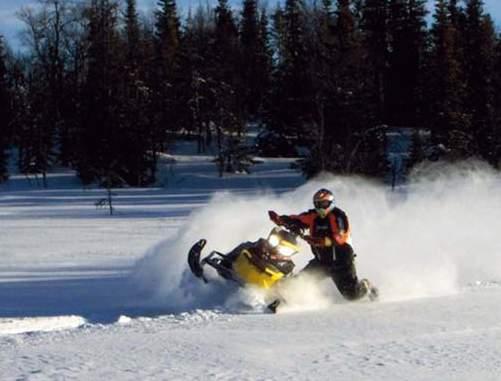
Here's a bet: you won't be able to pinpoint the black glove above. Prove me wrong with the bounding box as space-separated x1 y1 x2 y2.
303 235 326 247
268 210 282 225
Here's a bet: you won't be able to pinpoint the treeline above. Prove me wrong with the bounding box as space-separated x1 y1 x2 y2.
1 0 501 186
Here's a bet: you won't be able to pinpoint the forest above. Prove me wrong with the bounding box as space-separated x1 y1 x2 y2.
0 0 500 186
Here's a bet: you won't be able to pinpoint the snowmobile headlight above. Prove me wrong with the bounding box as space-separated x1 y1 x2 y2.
268 234 280 247
277 245 296 257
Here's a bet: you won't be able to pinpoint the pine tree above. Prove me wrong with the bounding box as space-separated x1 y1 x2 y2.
270 5 286 66
492 36 501 167
334 0 364 137
155 0 181 70
16 68 55 187
77 0 123 185
0 37 10 182
124 0 142 72
426 0 469 151
360 0 389 123
386 0 427 126
240 0 259 117
181 5 216 153
45 0 67 166
240 0 271 118
119 0 155 185
335 0 386 176
269 0 313 141
212 0 243 175
214 0 239 90
256 7 273 116
153 0 182 148
8 59 29 168
298 0 336 174
463 0 496 163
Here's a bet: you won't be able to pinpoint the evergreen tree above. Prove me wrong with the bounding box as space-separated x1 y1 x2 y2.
463 0 496 163
153 0 182 147
386 0 427 126
492 36 501 167
298 0 336 173
240 0 259 117
213 0 240 101
119 0 155 185
125 0 141 63
155 0 181 71
270 5 286 65
334 0 386 176
212 0 243 175
269 0 313 140
181 5 216 153
0 37 10 182
16 67 55 187
427 0 469 151
360 0 389 123
8 58 29 162
256 7 273 115
77 0 123 185
59 3 87 167
240 0 271 118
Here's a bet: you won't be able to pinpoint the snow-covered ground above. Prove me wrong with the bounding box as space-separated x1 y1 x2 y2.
1 148 501 380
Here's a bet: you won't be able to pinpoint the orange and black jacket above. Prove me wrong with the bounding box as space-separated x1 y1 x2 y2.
280 207 351 265
282 208 350 243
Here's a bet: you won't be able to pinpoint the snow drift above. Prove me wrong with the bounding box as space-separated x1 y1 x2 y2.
132 160 501 311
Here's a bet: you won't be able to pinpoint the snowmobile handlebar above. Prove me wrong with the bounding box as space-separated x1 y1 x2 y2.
267 211 332 247
268 211 307 240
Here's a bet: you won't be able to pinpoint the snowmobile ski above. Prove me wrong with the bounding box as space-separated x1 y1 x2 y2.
188 239 208 283
267 299 282 314
360 278 379 302
368 285 379 302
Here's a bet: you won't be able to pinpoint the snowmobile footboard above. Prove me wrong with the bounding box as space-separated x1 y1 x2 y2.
188 239 208 283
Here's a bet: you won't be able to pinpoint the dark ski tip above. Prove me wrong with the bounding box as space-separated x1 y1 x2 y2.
188 239 208 282
267 299 281 314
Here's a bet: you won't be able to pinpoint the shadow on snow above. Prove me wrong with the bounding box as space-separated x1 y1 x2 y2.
0 266 188 325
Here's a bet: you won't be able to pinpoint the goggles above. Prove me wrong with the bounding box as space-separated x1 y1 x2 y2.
314 200 332 209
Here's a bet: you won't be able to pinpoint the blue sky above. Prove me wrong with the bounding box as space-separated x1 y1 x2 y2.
1 0 501 51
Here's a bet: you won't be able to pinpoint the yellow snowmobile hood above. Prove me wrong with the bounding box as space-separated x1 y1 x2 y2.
232 249 285 289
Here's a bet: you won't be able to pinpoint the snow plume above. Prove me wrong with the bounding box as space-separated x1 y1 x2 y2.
358 160 501 301
132 160 501 312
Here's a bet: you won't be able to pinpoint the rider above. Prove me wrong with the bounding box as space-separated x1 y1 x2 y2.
269 188 376 301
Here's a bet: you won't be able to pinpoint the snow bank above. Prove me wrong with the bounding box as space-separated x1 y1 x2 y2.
0 316 86 335
132 160 501 311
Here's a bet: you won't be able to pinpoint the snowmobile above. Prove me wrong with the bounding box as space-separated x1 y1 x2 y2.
188 226 300 288
187 226 302 311
188 222 378 311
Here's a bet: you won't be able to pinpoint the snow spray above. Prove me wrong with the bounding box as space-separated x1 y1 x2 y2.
132 159 501 311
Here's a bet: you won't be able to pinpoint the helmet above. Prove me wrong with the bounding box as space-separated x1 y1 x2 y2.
267 228 299 257
313 188 335 218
